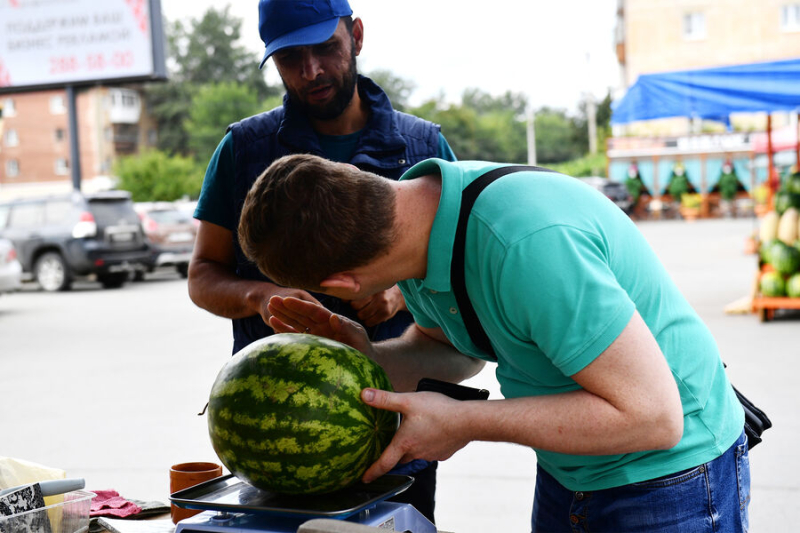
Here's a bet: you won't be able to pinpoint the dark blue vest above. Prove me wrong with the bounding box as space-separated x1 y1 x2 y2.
228 76 441 353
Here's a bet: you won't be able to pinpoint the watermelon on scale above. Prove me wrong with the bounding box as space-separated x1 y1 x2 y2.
207 333 398 495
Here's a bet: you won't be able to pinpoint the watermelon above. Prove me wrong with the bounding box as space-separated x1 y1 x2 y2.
771 242 800 275
760 238 783 264
760 271 786 297
787 273 800 298
774 190 800 215
207 333 398 495
785 173 800 195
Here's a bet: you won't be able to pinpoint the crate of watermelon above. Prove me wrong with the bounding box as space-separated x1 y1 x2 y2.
752 205 800 321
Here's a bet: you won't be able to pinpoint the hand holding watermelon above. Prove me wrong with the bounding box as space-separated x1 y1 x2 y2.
359 388 473 484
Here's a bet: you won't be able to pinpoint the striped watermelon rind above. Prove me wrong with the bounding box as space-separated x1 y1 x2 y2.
208 333 398 495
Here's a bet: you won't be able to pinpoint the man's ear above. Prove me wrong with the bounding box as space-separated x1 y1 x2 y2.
352 18 364 56
320 272 361 292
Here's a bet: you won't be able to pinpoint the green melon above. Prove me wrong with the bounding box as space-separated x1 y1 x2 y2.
760 238 784 265
760 271 786 297
787 273 800 298
771 243 800 275
785 173 800 195
774 190 800 215
207 333 398 495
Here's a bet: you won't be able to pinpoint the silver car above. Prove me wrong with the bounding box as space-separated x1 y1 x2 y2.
0 238 22 295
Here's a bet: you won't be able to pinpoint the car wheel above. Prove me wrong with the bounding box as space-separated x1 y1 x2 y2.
177 263 189 278
99 272 128 289
35 252 72 292
132 270 146 282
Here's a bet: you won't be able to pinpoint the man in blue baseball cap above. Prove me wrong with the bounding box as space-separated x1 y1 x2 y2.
188 0 461 523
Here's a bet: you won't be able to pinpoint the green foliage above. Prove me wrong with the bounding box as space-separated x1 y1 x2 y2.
145 6 281 156
186 82 263 162
169 7 274 99
667 172 690 201
548 152 607 177
412 93 528 163
625 177 644 203
368 69 416 112
718 170 740 201
114 150 203 202
534 107 584 163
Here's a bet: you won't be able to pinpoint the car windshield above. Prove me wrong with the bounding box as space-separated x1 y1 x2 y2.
88 199 139 226
147 210 192 224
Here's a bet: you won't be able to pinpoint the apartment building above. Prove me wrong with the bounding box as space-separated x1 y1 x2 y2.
609 0 800 208
0 86 158 201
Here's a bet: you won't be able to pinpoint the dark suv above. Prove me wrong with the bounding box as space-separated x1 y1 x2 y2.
0 191 151 291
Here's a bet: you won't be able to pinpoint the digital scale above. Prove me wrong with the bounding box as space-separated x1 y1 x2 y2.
170 474 437 533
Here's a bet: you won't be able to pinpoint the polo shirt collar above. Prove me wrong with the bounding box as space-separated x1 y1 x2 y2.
399 158 463 292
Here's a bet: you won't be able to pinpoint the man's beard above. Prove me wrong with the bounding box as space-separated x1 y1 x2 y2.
284 48 358 121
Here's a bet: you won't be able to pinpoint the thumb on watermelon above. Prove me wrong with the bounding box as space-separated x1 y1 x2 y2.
361 388 402 411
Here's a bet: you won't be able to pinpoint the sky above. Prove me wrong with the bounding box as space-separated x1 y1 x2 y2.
159 0 622 113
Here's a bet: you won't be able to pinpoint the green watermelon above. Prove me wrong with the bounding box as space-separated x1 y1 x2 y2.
774 190 800 215
760 238 784 265
771 243 800 275
787 273 800 298
760 271 786 297
785 173 800 195
207 333 398 495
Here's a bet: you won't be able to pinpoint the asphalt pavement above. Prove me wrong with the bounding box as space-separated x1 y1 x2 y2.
0 217 796 532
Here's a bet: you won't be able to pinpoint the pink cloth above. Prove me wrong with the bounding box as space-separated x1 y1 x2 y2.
89 490 142 518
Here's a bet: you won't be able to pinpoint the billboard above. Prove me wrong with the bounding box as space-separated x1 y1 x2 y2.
0 0 167 93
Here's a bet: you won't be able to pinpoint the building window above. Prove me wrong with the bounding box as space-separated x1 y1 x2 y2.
6 159 20 178
55 158 70 175
2 98 15 117
782 3 800 31
4 129 19 147
50 95 66 114
683 12 706 40
54 128 66 142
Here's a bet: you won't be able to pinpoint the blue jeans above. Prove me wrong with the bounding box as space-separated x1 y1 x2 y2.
531 431 750 533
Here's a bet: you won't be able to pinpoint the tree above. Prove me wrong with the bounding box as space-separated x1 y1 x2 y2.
533 107 583 163
186 82 263 162
169 6 274 99
411 89 528 162
368 69 415 112
145 6 281 155
115 150 203 201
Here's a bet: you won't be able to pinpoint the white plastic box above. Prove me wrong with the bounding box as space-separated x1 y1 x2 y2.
0 490 95 533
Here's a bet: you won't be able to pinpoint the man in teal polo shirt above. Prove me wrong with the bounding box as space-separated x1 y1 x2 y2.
238 154 749 533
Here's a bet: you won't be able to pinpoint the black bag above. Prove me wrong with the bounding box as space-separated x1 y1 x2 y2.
732 385 772 448
451 166 771 448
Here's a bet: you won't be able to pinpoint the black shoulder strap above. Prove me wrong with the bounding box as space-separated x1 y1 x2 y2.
450 165 557 360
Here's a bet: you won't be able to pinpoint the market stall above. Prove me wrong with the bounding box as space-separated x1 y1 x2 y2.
611 57 800 216
611 57 800 320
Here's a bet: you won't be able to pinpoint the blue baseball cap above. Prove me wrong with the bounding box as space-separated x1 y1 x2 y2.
258 0 353 69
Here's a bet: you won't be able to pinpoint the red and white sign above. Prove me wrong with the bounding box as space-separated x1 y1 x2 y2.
0 0 163 91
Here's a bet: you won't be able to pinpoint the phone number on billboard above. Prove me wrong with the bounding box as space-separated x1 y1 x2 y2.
50 52 135 74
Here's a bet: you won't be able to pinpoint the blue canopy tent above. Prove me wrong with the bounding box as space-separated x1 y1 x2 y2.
611 58 800 195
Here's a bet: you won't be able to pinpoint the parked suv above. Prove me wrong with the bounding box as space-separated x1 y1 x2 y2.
0 191 151 291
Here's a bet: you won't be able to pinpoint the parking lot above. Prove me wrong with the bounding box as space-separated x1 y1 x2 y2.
0 218 796 532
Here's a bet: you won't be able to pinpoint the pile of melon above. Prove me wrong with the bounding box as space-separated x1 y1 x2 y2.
758 204 800 298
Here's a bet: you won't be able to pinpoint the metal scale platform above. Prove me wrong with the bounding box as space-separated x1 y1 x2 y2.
170 474 437 533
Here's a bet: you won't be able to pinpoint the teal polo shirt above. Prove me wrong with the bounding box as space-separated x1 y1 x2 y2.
398 159 744 491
